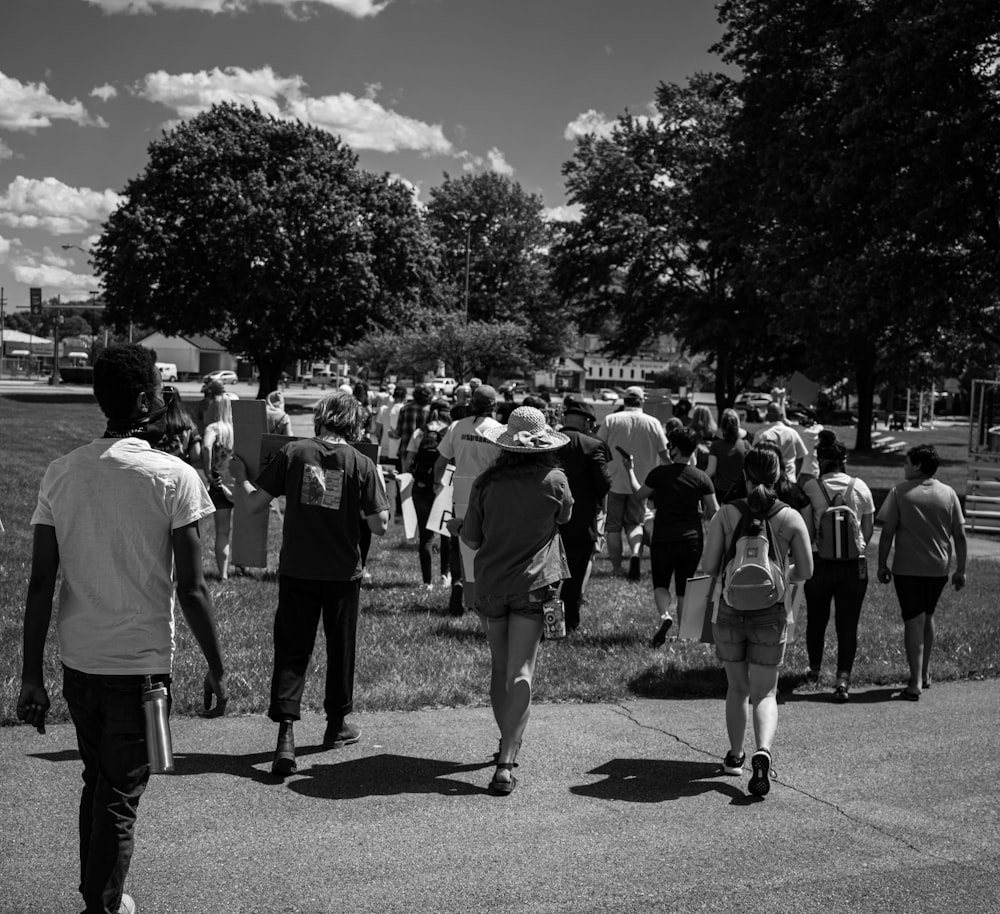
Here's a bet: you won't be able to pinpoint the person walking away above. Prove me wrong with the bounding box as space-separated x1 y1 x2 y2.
461 407 573 794
230 391 389 775
265 390 293 436
374 385 407 516
393 382 433 459
17 343 227 914
755 402 808 483
709 408 750 501
557 400 612 631
406 401 453 589
434 384 502 615
689 405 719 473
876 444 966 700
625 427 718 647
702 446 812 797
597 385 669 580
800 431 875 700
189 376 225 435
154 384 202 467
201 395 236 580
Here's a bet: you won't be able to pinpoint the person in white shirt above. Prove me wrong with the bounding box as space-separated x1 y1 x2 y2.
755 402 808 482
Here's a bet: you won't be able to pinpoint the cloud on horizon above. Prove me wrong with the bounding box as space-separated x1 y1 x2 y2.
564 109 618 141
83 0 390 18
135 65 453 155
544 204 583 223
90 84 119 102
0 71 105 131
0 176 125 236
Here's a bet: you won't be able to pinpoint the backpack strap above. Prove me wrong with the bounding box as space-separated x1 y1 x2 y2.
817 479 833 506
721 500 750 569
844 477 857 504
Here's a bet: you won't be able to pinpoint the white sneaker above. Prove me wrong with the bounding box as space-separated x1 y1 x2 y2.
439 573 452 588
118 894 137 914
424 582 435 592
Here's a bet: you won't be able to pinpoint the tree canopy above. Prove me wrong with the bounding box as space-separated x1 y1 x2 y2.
93 103 438 396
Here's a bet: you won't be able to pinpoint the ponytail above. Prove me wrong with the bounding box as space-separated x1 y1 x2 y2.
742 445 782 514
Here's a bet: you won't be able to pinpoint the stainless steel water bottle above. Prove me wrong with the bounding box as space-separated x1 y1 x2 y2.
142 676 174 774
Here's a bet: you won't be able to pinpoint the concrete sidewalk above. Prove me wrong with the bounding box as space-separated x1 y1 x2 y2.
2 682 998 914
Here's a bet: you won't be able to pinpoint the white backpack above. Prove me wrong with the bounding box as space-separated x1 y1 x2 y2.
721 501 788 611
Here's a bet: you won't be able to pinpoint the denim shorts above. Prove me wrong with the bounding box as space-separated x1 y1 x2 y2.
605 492 646 533
713 603 788 666
476 583 560 620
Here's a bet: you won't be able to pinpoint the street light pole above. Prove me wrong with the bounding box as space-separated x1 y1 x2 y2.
49 295 62 386
463 221 473 323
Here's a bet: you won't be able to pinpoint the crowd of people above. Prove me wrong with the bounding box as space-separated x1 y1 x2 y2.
16 347 969 913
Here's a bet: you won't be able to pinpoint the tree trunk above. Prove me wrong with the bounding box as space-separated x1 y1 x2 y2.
854 366 876 454
255 359 286 401
714 346 737 414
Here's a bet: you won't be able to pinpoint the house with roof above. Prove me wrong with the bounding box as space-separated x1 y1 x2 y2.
136 332 237 380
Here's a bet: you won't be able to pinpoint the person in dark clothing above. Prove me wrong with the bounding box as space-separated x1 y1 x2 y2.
557 401 612 631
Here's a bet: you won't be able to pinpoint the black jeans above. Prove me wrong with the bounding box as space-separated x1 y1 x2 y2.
269 575 361 723
412 488 450 584
62 664 167 914
804 557 868 675
561 536 595 630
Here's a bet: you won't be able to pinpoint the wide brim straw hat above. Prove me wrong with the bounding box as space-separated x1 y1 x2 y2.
483 406 569 452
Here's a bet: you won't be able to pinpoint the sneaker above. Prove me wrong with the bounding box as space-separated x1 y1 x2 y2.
424 582 435 592
628 556 641 581
722 750 745 776
804 668 820 685
748 748 772 797
448 584 465 616
834 678 849 702
323 719 361 748
439 573 452 589
650 617 673 648
271 721 296 776
118 894 137 914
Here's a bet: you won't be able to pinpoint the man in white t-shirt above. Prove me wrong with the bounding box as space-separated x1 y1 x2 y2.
597 386 668 580
17 344 227 914
434 384 502 614
756 402 808 482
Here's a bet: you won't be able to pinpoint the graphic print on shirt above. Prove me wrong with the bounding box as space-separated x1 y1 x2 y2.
301 465 344 509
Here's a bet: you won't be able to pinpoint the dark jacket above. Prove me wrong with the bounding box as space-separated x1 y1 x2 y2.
558 428 612 541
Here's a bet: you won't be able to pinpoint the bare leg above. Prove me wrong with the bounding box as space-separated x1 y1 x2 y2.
481 615 508 733
747 663 780 751
922 614 935 685
626 524 644 561
904 614 926 694
653 587 675 621
722 660 751 756
215 510 232 580
606 531 624 573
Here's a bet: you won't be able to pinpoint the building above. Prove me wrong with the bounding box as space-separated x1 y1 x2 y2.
136 332 237 380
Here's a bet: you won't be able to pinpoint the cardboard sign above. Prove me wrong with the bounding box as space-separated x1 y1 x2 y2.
395 472 419 540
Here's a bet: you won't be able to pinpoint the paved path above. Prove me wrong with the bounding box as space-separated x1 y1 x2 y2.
3 683 998 914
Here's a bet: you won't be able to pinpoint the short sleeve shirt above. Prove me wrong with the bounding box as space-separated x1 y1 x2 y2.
802 472 875 551
437 414 502 518
756 422 808 481
255 438 389 581
598 408 668 494
877 478 965 577
31 438 214 676
644 464 714 542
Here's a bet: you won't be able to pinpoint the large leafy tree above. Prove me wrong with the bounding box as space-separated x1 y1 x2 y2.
716 0 1000 449
552 73 792 411
93 103 439 396
424 172 571 364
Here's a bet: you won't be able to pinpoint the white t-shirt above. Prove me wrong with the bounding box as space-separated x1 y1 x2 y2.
802 472 875 552
756 421 808 481
437 414 502 518
31 438 215 676
598 408 669 494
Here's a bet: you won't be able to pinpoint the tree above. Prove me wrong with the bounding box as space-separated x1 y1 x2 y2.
715 0 1000 449
340 327 405 384
93 103 439 397
424 172 572 363
552 73 795 412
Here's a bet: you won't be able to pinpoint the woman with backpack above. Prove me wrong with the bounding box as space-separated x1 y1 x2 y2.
406 401 453 589
708 408 751 500
702 446 813 797
461 407 573 795
800 431 875 701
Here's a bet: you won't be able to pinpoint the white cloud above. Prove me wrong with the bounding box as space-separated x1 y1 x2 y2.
0 176 125 236
363 82 382 100
564 109 618 141
389 174 423 208
83 0 390 17
135 66 453 155
486 147 513 176
544 204 583 223
0 138 14 160
90 84 118 102
11 259 101 296
0 71 102 131
0 234 12 258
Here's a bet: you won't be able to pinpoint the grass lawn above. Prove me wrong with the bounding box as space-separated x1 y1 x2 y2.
2 394 997 726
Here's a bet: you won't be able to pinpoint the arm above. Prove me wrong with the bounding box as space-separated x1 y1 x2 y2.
701 492 719 524
785 510 814 582
229 456 275 516
877 517 897 583
623 453 654 499
432 453 450 488
17 524 59 733
702 510 727 577
201 427 216 479
951 503 967 590
172 521 227 713
367 510 390 536
861 512 875 544
590 443 613 498
705 454 718 478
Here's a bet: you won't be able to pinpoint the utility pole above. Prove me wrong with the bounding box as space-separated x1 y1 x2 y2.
0 287 5 380
49 295 62 386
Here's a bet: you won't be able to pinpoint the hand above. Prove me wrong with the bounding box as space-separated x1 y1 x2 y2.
16 682 50 734
952 571 966 591
445 517 463 537
432 483 443 494
876 566 892 584
199 670 228 719
229 456 248 484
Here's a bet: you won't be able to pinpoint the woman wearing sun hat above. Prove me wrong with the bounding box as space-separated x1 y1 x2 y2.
461 406 574 795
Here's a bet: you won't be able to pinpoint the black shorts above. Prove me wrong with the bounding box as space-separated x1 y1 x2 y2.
649 537 702 594
893 574 948 621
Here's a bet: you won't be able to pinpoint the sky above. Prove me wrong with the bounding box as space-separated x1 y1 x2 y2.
0 0 730 307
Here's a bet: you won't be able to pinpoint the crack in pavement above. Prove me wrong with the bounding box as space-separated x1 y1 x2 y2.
611 700 989 874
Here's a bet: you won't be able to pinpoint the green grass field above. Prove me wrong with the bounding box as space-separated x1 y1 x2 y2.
1 394 996 726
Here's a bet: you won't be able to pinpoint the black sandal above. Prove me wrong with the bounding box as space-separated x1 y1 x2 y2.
489 763 517 795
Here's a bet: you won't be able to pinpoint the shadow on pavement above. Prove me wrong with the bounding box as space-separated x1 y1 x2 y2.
780 686 902 705
570 758 747 804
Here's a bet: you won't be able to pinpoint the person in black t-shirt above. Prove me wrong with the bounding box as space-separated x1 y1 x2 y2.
624 427 719 647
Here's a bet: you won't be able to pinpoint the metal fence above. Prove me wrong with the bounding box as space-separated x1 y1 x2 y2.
969 379 1000 463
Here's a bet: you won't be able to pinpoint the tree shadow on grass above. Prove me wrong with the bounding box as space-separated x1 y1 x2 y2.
2 392 96 405
629 665 806 701
363 599 457 618
432 622 486 643
570 758 749 805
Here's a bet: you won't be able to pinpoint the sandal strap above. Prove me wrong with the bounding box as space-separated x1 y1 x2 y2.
495 762 518 771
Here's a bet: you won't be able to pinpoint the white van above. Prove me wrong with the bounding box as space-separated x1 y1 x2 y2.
156 362 178 382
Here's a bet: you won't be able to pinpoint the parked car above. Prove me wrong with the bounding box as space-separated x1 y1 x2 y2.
734 391 773 412
202 369 238 385
432 377 457 396
597 388 620 402
156 362 178 382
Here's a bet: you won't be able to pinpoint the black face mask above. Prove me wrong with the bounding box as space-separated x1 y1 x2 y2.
104 389 173 446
